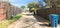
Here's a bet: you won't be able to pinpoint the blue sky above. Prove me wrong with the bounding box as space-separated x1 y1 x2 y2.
9 0 46 7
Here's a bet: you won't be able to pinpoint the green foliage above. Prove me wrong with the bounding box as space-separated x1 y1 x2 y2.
28 2 40 9
0 14 22 28
58 0 60 5
44 0 60 6
27 2 41 12
13 14 22 19
21 6 26 9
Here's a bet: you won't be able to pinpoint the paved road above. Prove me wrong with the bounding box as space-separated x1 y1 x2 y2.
8 13 60 28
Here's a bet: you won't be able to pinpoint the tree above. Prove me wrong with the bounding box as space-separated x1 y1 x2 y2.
44 0 51 6
51 0 58 7
21 6 26 9
27 2 41 10
57 0 60 5
44 0 58 7
27 2 40 12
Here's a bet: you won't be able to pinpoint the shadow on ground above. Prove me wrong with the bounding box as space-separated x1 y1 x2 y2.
33 15 51 27
24 13 51 27
33 15 49 22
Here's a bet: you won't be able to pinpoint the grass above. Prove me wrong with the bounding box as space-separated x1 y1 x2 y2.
0 13 22 28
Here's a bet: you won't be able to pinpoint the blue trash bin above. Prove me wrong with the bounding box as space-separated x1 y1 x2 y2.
49 14 59 27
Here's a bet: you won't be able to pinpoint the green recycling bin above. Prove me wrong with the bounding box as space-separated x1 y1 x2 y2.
49 14 59 27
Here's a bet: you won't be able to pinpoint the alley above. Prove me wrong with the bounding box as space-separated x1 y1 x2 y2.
8 12 60 28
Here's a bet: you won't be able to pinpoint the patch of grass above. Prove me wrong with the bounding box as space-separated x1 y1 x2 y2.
0 14 22 28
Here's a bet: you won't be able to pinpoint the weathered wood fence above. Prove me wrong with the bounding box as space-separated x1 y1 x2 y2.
36 7 60 23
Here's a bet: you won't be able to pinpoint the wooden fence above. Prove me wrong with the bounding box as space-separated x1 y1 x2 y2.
36 7 60 23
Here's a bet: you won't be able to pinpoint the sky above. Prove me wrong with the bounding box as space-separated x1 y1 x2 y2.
8 0 46 7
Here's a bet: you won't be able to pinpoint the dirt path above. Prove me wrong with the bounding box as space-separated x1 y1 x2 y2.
8 13 60 28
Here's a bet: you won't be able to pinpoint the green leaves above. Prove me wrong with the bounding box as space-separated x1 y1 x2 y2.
21 6 26 9
27 2 40 9
58 0 60 5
